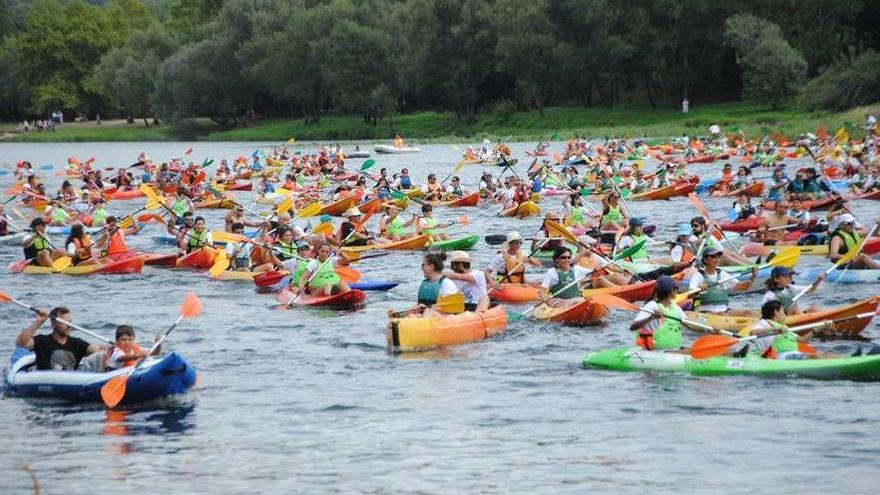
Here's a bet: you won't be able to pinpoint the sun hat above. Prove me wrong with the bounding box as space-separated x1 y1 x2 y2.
343 207 362 218
449 251 470 263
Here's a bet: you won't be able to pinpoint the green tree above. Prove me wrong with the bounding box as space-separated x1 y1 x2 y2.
801 51 880 111
725 13 807 109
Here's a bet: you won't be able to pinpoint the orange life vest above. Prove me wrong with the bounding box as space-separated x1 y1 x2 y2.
104 342 144 368
502 251 525 283
73 236 92 262
105 230 128 256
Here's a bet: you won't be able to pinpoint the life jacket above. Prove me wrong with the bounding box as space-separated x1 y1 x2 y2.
92 207 108 226
72 236 92 263
171 198 188 217
420 217 438 236
103 230 128 256
186 229 209 253
671 241 695 264
50 207 68 224
770 286 796 313
623 234 648 260
831 229 860 256
24 235 50 260
399 175 412 189
384 216 405 237
425 183 443 200
501 251 525 283
417 276 447 305
694 269 729 308
276 240 297 260
309 258 340 289
290 259 310 286
771 330 799 355
637 302 683 350
568 206 587 225
550 269 581 299
104 343 144 369
602 205 622 225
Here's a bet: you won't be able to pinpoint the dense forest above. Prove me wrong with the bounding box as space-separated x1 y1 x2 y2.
0 0 879 130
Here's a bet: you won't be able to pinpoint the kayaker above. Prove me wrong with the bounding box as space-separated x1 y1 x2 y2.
531 212 564 253
407 252 459 317
224 204 263 232
179 215 213 254
448 176 465 198
616 217 650 261
104 325 158 370
688 246 757 315
90 198 109 227
599 191 627 230
742 300 835 360
422 173 445 201
762 267 822 315
270 226 299 266
630 275 703 351
338 207 373 246
444 251 490 312
64 224 95 266
298 242 350 297
828 214 880 269
669 223 696 264
96 215 139 258
282 244 314 289
392 168 413 190
689 216 751 265
563 193 596 229
759 200 795 244
15 307 106 370
487 231 541 285
378 204 414 242
416 204 451 241
730 192 755 221
169 186 194 224
539 246 592 308
21 217 67 267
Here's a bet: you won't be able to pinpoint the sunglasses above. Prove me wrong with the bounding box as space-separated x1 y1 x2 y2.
557 255 572 260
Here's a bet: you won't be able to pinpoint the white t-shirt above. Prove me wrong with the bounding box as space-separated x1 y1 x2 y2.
670 244 685 263
635 300 684 332
688 269 732 313
453 270 488 305
225 241 252 260
541 265 592 290
435 277 459 298
106 347 136 370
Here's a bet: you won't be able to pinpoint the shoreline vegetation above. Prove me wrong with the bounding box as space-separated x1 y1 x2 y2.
2 101 877 144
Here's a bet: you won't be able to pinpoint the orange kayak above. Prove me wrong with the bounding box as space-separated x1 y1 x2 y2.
320 197 355 216
429 191 480 207
672 181 697 197
176 247 218 270
490 283 540 303
712 181 764 198
387 306 508 352
340 234 430 253
582 279 658 303
631 185 676 201
194 197 236 209
532 298 608 326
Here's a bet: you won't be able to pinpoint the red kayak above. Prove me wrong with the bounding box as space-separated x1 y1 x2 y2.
278 289 367 310
225 182 253 192
449 191 480 207
176 247 218 270
718 216 762 232
97 255 145 274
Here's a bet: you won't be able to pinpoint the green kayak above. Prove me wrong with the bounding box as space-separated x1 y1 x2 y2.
426 234 480 251
583 347 880 380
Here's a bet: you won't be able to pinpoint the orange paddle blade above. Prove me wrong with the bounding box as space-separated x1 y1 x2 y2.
184 148 193 155
181 292 203 318
4 185 22 195
335 265 362 283
690 334 740 359
101 374 128 408
590 293 641 312
798 342 817 354
0 290 12 302
312 222 334 235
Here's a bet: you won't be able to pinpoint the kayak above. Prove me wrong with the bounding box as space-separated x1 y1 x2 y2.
10 255 145 275
346 151 370 158
482 158 519 168
672 181 697 197
740 243 829 257
350 280 399 291
711 182 764 198
224 182 253 192
490 283 540 303
531 299 609 326
374 145 421 154
103 188 144 200
426 234 479 251
630 185 676 201
387 306 508 352
800 266 880 284
4 348 197 404
684 297 878 336
340 234 430 253
194 197 236 209
505 201 540 218
761 196 837 211
135 252 179 267
428 191 480 207
320 197 355 216
176 247 218 270
719 216 762 232
583 347 880 380
281 289 367 310
582 279 660 303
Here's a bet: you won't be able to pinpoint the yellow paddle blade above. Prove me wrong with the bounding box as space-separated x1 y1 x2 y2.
209 250 230 278
312 222 334 235
51 256 72 272
275 195 293 215
145 198 161 210
435 292 464 314
139 183 160 202
673 288 700 304
340 250 360 262
287 137 295 145
297 202 322 218
453 160 465 173
766 246 800 269
544 220 579 246
118 216 134 229
212 231 248 244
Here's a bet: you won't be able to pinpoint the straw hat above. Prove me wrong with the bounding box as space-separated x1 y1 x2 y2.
449 251 470 264
343 207 362 218
506 231 523 243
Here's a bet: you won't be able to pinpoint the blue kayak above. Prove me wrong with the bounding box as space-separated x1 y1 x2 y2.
350 280 399 291
4 348 197 406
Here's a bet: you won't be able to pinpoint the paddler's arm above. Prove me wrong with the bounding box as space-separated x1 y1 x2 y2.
15 309 47 349
629 310 656 332
732 267 758 291
443 270 476 283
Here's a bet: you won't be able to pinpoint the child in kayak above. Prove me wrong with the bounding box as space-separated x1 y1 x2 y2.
734 300 835 359
762 267 823 315
416 204 452 241
443 251 490 312
104 325 160 370
630 275 704 351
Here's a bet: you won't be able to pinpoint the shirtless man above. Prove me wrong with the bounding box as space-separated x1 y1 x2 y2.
224 204 263 232
759 200 794 245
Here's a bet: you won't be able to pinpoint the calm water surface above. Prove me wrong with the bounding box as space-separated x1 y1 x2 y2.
0 141 878 494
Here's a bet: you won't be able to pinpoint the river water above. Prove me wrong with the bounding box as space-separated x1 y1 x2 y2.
0 141 878 494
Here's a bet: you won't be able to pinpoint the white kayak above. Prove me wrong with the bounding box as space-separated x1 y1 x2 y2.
345 151 370 158
801 266 880 284
374 145 421 154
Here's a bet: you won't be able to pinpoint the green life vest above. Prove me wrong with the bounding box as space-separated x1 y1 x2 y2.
772 287 796 312
551 269 581 299
602 205 622 225
172 199 188 217
276 240 296 261
92 207 108 225
386 216 405 237
417 276 446 305
186 229 208 252
772 330 799 354
24 235 50 259
50 208 68 224
291 259 309 286
309 259 340 289
696 270 729 306
569 206 586 224
421 217 438 236
626 234 648 260
653 302 683 350
833 229 860 256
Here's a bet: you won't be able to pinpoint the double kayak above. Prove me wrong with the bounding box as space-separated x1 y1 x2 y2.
387 306 508 352
4 348 197 404
9 255 145 275
426 234 479 251
532 299 609 326
583 347 880 380
428 191 480 207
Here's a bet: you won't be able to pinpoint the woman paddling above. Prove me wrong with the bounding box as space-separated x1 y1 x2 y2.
378 204 414 242
297 243 350 297
444 251 490 312
630 275 704 352
539 247 592 308
487 231 542 285
64 224 95 266
761 267 823 315
688 246 756 316
395 252 460 318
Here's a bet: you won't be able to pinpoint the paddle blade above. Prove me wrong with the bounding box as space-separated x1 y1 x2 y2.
209 251 230 278
453 160 465 173
212 231 247 244
297 202 322 218
52 256 72 272
184 147 193 156
101 374 128 408
545 220 579 246
118 216 134 229
690 334 740 359
0 290 12 302
335 265 362 283
590 293 641 312
275 195 293 215
145 198 162 211
484 234 507 245
435 292 464 314
312 222 334 235
614 239 646 261
181 291 203 319
139 184 160 202
360 159 376 171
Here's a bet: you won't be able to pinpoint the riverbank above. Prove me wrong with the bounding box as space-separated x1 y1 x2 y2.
3 101 876 143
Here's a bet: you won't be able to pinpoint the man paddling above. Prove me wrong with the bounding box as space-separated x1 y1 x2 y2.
15 307 106 370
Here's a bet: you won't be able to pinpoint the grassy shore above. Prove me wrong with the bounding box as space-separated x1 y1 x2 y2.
4 101 877 143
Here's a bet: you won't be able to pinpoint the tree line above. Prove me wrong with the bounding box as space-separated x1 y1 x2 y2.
0 0 879 130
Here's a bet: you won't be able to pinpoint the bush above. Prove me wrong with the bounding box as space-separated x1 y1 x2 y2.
492 99 517 119
800 51 880 111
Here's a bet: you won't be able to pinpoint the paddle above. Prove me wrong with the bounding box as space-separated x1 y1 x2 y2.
836 223 879 282
544 219 642 280
280 254 338 308
689 312 876 359
589 293 716 332
508 271 594 322
0 290 115 344
391 292 465 317
491 239 549 286
208 249 230 278
100 292 202 408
